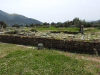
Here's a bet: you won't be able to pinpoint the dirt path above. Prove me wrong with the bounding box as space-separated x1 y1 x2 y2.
55 50 100 63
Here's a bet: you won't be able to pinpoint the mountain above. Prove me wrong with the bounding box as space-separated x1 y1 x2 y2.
85 20 100 23
0 10 43 25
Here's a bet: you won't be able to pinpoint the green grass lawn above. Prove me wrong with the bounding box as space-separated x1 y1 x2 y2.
0 42 100 75
6 26 80 31
6 26 100 33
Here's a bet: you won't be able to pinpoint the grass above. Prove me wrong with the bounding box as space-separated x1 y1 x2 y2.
6 26 80 31
0 42 100 75
0 26 100 74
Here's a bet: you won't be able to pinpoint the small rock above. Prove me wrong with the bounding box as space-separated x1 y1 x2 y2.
37 43 44 50
91 32 95 35
43 34 47 36
63 37 66 39
68 35 75 38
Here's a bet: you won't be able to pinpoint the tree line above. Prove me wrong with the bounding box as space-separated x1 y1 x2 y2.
0 17 100 30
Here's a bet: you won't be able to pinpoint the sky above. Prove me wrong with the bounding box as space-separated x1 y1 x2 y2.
0 0 100 24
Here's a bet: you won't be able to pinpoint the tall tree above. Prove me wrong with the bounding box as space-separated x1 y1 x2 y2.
57 22 63 27
35 23 39 27
43 22 48 26
73 17 80 23
30 23 34 27
16 25 20 28
25 24 28 28
0 21 7 30
51 22 56 27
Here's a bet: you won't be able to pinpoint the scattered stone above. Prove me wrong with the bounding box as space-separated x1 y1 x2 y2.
68 35 75 38
18 32 24 35
14 30 20 34
63 37 66 39
26 31 31 33
43 34 47 36
20 30 26 32
23 33 28 36
88 37 91 40
81 36 83 39
30 29 38 33
10 28 13 30
0 32 4 34
91 32 95 35
27 47 34 49
46 33 50 35
51 36 55 38
93 38 99 41
28 33 35 36
39 35 42 37
37 43 44 50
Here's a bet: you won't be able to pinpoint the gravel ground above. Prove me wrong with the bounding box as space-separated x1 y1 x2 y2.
1 28 100 41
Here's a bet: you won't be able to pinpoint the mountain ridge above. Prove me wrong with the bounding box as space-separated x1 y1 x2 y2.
0 10 43 25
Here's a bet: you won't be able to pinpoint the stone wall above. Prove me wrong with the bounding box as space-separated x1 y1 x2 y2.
0 34 100 55
50 30 81 34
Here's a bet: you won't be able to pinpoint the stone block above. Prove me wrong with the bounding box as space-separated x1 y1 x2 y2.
68 35 75 38
43 34 47 36
91 32 95 35
37 43 44 50
30 29 38 32
63 37 66 39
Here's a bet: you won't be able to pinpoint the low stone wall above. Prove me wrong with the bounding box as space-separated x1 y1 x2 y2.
0 34 100 55
50 30 81 34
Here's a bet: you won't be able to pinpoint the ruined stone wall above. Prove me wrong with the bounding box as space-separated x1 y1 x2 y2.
0 34 100 54
50 30 81 34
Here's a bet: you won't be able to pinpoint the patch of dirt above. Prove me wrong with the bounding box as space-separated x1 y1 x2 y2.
0 54 7 57
56 50 100 63
16 44 36 49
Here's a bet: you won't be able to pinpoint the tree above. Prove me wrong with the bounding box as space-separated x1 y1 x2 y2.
64 20 70 27
35 23 39 27
0 21 7 30
20 24 23 27
89 22 94 27
63 21 68 27
54 24 59 28
16 25 20 28
47 23 49 25
80 19 87 27
43 22 48 26
25 24 28 28
51 22 56 27
30 23 34 27
57 22 61 27
73 17 80 22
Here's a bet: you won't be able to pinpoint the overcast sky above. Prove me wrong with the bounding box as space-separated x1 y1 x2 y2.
0 0 100 24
